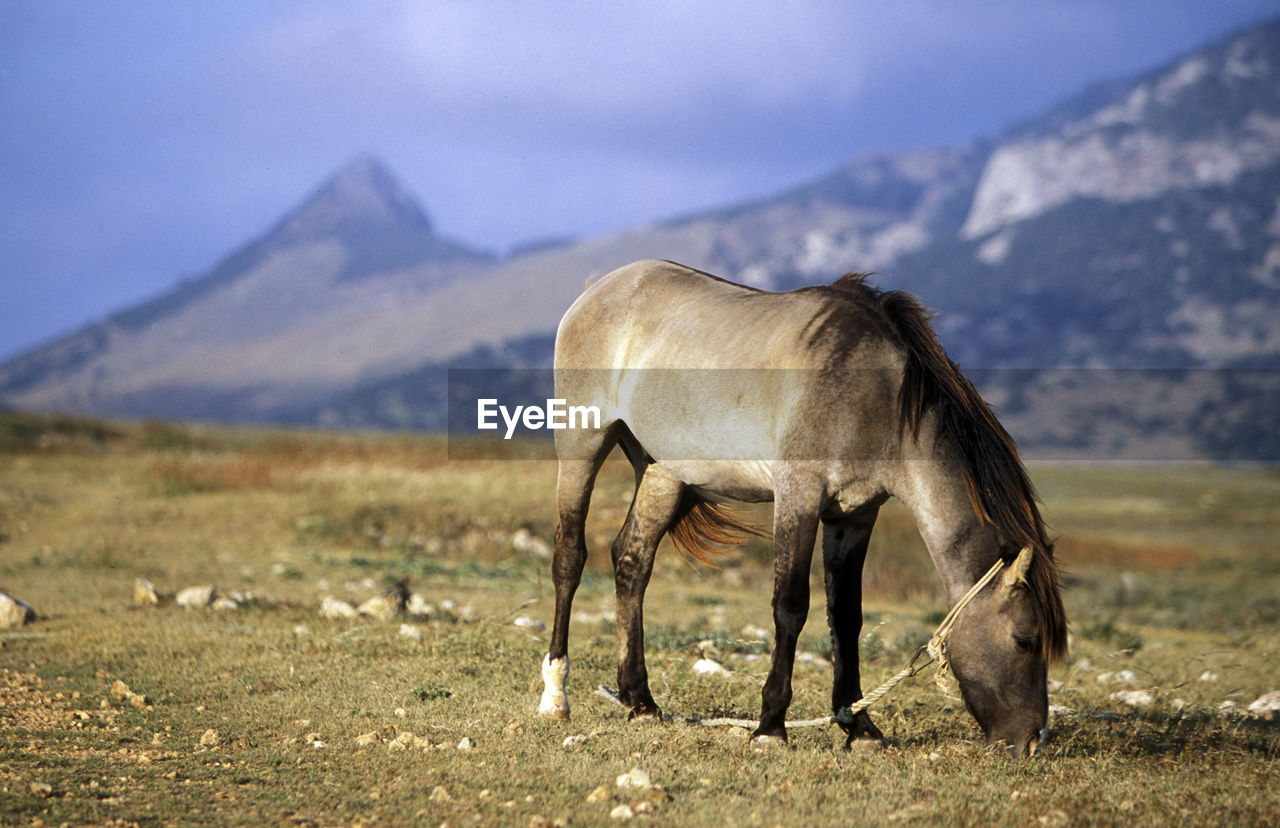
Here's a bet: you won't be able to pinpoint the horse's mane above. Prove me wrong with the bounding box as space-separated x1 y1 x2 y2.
831 272 1068 662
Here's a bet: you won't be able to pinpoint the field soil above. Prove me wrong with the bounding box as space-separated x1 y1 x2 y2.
1 415 1278 825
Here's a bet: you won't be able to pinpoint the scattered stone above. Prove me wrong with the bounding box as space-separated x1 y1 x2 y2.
211 597 240 611
133 579 160 606
199 728 223 747
563 734 588 747
645 785 673 804
0 592 36 629
429 786 452 803
609 803 635 820
586 785 612 804
513 615 547 632
406 593 435 618
355 731 382 748
616 767 651 789
1218 700 1239 713
29 781 53 798
457 736 477 750
692 658 729 676
741 623 770 639
1246 690 1280 721
358 595 400 622
1110 690 1154 707
319 596 358 619
176 585 217 609
394 707 407 718
512 528 552 559
110 679 151 709
795 651 828 665
1198 671 1219 683
398 623 424 641
1048 704 1076 717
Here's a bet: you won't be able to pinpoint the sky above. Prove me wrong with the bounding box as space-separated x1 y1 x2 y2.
1 1 1277 360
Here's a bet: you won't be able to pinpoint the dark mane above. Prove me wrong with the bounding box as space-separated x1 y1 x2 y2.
832 271 1068 662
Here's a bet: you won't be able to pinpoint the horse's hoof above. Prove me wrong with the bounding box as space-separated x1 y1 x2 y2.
537 706 570 721
750 733 786 750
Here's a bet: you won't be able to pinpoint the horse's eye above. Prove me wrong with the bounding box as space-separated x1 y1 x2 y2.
1013 635 1037 653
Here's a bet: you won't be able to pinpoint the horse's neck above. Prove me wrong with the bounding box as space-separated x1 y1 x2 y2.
893 443 999 605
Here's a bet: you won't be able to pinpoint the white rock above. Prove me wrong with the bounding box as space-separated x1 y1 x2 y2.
796 651 828 665
319 596 358 619
456 736 476 750
406 593 435 618
292 624 311 637
357 595 399 621
1219 700 1240 713
692 658 729 676
1048 704 1076 717
609 803 635 820
513 615 547 632
1246 690 1280 721
616 767 651 789
512 528 552 559
398 624 424 641
176 585 216 609
1198 671 1219 683
1114 670 1138 684
741 624 770 639
1110 690 1154 707
211 597 240 611
132 579 160 606
0 592 36 629
562 734 588 747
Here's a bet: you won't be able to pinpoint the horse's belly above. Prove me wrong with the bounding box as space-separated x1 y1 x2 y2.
654 459 776 503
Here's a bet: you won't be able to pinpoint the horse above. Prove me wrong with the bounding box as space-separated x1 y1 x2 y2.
537 259 1067 756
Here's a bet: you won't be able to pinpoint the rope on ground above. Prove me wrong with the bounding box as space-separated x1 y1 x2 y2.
698 556 1008 730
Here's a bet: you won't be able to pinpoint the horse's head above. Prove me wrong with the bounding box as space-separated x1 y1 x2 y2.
946 547 1052 757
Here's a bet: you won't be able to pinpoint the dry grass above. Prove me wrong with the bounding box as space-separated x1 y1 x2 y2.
1 415 1278 825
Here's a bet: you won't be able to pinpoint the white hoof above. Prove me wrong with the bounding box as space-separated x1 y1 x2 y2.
538 654 570 719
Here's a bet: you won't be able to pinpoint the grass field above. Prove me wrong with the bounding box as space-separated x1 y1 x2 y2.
1 413 1278 826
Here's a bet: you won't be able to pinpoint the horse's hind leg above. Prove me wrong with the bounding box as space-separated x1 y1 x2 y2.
822 504 886 748
611 463 683 720
540 424 619 720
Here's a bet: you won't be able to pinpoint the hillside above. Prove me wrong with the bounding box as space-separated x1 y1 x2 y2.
2 19 1278 458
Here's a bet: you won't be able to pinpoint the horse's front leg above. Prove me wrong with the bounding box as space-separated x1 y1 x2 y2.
822 505 886 748
752 476 823 746
612 467 683 720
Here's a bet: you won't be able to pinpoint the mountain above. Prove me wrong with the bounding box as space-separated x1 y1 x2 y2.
0 156 492 420
3 18 1279 458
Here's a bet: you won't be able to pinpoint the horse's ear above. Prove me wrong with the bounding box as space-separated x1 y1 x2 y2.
1002 545 1034 589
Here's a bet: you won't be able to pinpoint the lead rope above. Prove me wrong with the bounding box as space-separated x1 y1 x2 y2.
697 557 1006 730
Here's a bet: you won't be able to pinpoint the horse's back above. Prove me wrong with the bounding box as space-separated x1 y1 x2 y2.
556 260 868 372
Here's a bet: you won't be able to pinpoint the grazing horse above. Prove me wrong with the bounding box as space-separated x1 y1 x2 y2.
538 259 1067 755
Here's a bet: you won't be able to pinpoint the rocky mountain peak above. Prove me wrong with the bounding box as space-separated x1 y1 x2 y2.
960 17 1280 239
275 154 435 244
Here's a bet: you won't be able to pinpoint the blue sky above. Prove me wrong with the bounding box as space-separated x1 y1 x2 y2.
1 1 1276 359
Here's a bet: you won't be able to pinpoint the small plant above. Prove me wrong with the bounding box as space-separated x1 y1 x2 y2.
412 686 453 701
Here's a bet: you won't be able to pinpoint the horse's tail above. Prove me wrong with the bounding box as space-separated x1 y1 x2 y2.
668 489 770 567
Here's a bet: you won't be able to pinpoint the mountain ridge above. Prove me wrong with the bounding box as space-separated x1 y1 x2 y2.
2 17 1278 457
